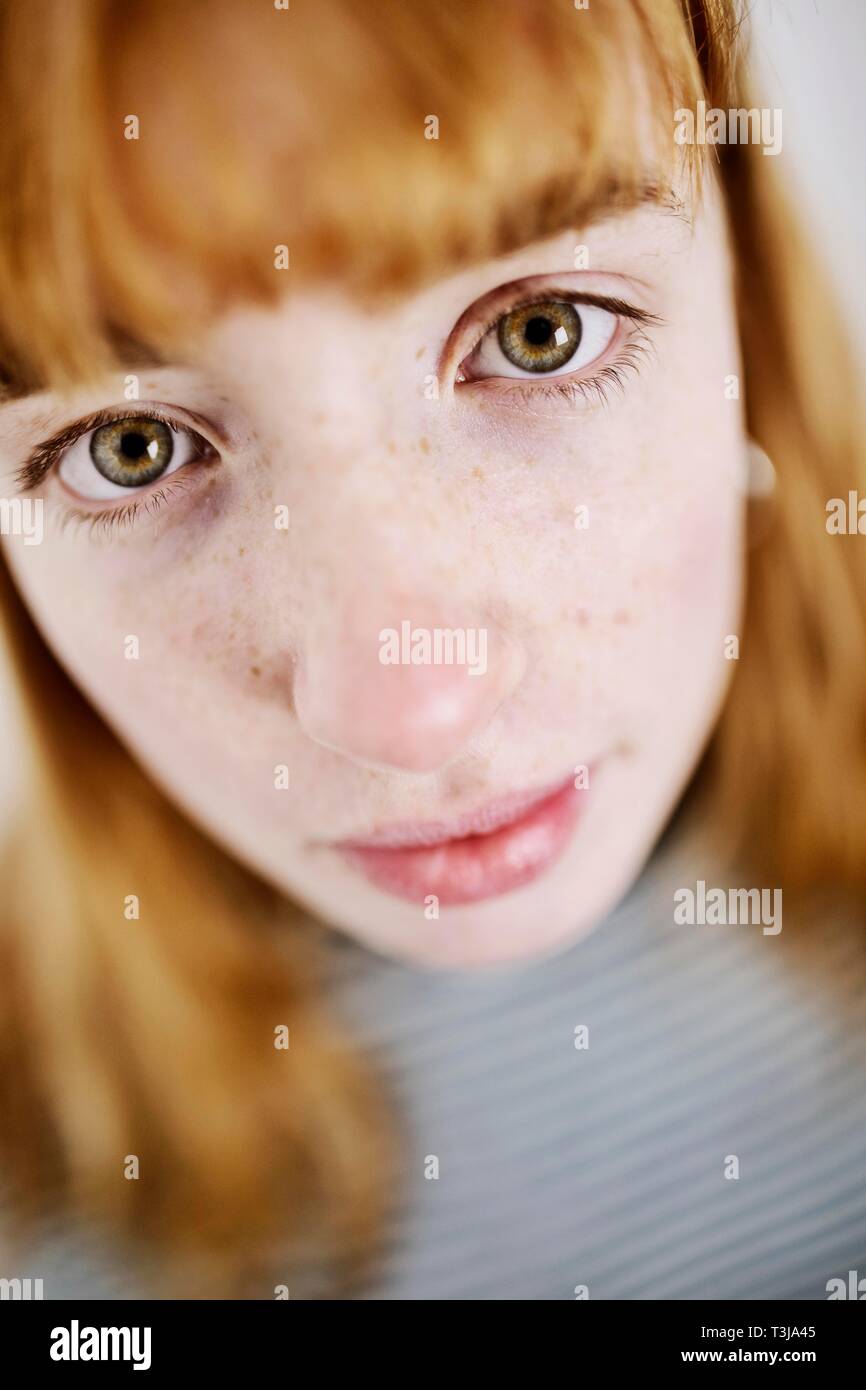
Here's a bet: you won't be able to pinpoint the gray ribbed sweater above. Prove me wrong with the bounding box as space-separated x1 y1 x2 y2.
5 828 866 1300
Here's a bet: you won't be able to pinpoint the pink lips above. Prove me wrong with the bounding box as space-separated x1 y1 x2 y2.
336 776 583 905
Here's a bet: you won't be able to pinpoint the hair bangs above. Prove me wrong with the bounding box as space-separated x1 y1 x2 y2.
0 0 741 392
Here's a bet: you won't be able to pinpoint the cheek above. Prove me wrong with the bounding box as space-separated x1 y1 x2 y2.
601 483 744 735
494 450 744 736
3 514 265 743
666 489 745 617
85 478 288 693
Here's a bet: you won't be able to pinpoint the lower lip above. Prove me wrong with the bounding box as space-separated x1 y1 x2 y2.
338 779 583 906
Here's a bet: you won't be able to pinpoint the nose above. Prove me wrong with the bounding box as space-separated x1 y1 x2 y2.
294 602 524 773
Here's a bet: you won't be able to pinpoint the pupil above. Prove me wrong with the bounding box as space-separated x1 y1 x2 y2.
121 432 149 461
524 316 554 346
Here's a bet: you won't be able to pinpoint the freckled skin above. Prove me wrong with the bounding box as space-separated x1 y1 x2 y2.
0 181 745 969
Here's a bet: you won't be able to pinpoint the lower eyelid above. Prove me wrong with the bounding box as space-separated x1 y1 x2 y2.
457 329 654 406
57 465 211 537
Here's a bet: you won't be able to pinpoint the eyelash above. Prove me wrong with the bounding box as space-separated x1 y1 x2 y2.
60 475 199 537
454 292 660 408
18 405 215 535
479 332 654 410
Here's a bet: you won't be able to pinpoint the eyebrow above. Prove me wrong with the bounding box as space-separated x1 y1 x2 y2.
626 181 692 224
487 175 692 262
581 178 690 222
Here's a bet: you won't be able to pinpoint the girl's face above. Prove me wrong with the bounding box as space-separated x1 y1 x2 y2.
0 174 745 968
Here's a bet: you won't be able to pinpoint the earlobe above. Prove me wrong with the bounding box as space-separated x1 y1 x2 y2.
741 438 776 499
740 437 777 547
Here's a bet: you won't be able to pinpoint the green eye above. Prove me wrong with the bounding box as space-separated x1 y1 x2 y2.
89 417 174 487
497 301 582 373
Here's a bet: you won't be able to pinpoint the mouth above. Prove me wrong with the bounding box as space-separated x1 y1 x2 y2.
334 773 586 906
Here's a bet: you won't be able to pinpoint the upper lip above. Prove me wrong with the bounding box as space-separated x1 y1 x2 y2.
335 774 574 851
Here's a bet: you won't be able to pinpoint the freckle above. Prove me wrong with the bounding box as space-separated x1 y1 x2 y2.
313 412 328 425
238 546 246 557
387 440 397 455
415 346 424 360
419 437 429 454
471 466 485 482
250 665 261 677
